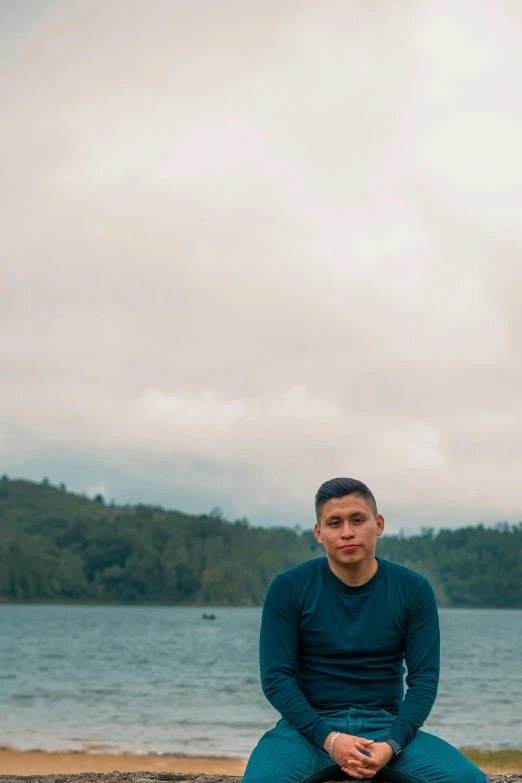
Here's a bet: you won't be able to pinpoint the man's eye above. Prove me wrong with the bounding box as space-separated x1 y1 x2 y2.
354 518 364 524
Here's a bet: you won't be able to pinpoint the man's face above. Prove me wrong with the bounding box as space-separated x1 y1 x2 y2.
314 493 384 568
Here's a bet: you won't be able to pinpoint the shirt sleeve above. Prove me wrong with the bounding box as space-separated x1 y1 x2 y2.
386 578 440 748
259 574 333 749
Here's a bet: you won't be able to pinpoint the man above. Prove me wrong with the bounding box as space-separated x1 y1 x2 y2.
242 477 490 783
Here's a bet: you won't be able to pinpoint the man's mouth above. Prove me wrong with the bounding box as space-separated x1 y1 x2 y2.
339 545 359 551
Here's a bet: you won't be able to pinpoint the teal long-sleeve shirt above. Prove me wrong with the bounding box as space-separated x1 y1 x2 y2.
260 556 440 750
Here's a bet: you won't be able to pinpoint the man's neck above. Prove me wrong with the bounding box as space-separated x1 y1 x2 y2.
327 555 378 586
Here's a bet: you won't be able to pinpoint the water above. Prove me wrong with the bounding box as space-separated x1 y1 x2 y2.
0 605 520 757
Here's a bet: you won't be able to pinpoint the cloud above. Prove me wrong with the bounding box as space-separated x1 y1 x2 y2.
139 388 247 432
1 0 521 530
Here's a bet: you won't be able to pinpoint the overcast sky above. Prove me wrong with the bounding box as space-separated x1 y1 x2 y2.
1 0 521 533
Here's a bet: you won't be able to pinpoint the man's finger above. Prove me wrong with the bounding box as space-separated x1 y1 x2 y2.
354 737 374 745
345 761 378 776
354 740 380 764
344 764 375 773
353 747 378 764
341 766 375 779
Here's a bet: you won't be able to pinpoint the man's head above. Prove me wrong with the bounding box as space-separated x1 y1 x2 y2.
315 477 378 523
314 477 384 570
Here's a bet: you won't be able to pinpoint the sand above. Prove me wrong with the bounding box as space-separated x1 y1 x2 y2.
0 750 247 777
0 749 519 776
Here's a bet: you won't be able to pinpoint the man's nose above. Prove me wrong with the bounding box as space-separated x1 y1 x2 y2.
340 523 354 538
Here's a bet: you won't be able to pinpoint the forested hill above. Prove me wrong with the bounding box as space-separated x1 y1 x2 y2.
0 476 520 607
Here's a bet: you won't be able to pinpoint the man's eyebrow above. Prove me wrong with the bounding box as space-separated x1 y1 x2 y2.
325 511 367 522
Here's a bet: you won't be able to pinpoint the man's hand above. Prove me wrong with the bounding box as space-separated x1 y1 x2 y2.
340 740 394 779
322 733 375 778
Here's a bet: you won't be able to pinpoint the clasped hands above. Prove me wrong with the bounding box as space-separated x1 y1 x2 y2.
323 732 393 779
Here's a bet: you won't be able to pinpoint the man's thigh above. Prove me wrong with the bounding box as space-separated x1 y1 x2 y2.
377 729 491 783
242 718 341 783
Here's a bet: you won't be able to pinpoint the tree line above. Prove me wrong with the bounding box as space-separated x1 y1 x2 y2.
0 477 520 607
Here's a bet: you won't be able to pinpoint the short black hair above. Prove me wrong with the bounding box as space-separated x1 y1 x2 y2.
315 477 378 522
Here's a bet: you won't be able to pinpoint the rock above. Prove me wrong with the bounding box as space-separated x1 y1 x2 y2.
0 776 513 783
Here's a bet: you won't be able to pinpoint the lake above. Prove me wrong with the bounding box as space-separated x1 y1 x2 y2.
0 605 520 756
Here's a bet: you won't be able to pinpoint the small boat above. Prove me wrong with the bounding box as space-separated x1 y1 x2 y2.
202 612 216 620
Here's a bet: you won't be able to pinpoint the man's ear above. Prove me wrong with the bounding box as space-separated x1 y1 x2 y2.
314 522 323 545
376 514 385 537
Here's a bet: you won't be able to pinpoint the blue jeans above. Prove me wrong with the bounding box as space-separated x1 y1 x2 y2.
242 707 490 783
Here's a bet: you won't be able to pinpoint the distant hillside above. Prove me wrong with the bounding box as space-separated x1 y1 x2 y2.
0 476 520 607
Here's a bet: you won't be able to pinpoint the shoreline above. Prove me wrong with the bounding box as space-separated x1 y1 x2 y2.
0 750 248 776
2 601 522 609
0 748 520 776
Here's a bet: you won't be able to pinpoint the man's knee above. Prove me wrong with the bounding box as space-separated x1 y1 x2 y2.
241 769 336 783
462 764 491 783
241 769 270 783
242 752 338 783
242 763 337 783
242 720 338 783
439 765 491 783
438 764 490 783
242 767 313 783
